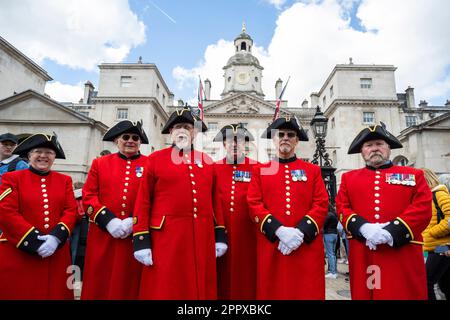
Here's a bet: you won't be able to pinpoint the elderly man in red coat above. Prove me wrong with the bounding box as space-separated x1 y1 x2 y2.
133 108 227 299
81 120 149 299
0 133 78 299
336 123 431 300
213 123 258 300
247 117 329 299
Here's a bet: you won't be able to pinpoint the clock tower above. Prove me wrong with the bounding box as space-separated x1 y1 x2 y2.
221 23 264 99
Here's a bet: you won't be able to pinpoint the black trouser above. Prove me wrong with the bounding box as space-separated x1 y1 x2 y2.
426 252 450 300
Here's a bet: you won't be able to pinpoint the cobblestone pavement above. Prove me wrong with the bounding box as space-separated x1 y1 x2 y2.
325 261 351 300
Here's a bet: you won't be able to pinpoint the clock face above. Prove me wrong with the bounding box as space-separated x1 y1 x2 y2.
237 72 250 85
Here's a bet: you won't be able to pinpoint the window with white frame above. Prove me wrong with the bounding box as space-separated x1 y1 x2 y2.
323 95 327 107
363 112 375 124
330 85 334 98
208 122 218 131
360 78 372 89
120 76 132 87
405 115 417 127
116 108 128 120
153 114 158 126
156 84 160 96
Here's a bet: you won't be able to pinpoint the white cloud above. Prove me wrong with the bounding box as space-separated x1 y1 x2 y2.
264 0 287 9
173 0 450 106
45 81 84 103
0 0 146 71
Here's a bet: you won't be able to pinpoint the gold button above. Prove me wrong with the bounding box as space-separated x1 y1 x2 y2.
233 166 237 169
139 236 144 240
406 234 410 238
375 186 380 190
254 217 259 223
125 183 129 186
375 193 380 197
124 189 128 193
285 175 289 179
189 166 193 170
286 192 290 196
194 207 198 212
24 241 29 246
193 198 197 203
374 207 380 211
374 214 380 219
43 194 48 197
286 211 291 215
122 203 126 208
126 166 130 169
376 171 381 174
125 171 130 175
192 190 197 194
286 198 291 202
231 196 234 200
307 220 312 224
41 178 46 182
127 161 131 164
375 181 380 184
230 202 234 206
44 211 49 215
284 165 289 168
394 220 400 225
121 211 125 215
190 173 194 178
231 190 235 194
286 204 291 209
101 210 106 215
44 204 49 209
42 189 47 193
351 218 356 222
375 200 380 204
41 184 46 188
125 177 130 180
375 175 380 179
44 224 49 229
285 180 290 184
285 170 289 174
232 181 236 185
44 217 49 222
192 181 196 185
231 186 235 190
123 196 127 200
267 219 272 223
286 186 290 191
194 214 198 218
43 199 48 203
185 154 189 158
230 208 234 212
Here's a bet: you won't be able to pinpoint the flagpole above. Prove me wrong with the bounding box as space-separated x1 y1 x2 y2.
273 76 291 121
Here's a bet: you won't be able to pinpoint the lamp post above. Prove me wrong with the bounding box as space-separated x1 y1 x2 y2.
310 106 337 205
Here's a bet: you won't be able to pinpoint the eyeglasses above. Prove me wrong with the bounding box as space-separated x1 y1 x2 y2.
120 134 140 142
173 123 194 130
277 132 297 139
31 150 56 156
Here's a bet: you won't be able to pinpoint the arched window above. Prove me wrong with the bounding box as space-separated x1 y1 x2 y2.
393 155 409 166
241 42 247 51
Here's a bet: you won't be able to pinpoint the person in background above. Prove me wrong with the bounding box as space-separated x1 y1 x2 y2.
336 123 431 300
421 167 450 300
213 123 258 299
0 133 78 299
0 133 29 184
81 120 149 299
323 204 339 279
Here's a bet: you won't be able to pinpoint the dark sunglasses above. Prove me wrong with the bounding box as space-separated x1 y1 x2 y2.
121 134 140 142
278 132 296 138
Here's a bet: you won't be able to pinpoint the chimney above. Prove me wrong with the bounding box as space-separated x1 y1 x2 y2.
84 81 94 104
301 99 309 108
445 100 450 106
310 93 319 108
168 93 174 106
419 100 428 108
275 78 283 98
177 99 184 106
204 79 211 100
405 86 415 108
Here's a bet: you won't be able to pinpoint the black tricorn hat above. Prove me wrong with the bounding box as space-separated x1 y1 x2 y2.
261 117 308 141
348 122 403 154
213 123 254 142
14 133 66 159
103 120 149 144
161 108 207 134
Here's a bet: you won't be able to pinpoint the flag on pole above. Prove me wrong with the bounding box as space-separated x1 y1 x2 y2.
273 76 290 121
198 76 205 120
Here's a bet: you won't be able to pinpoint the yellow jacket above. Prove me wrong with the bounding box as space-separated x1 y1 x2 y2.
422 185 450 252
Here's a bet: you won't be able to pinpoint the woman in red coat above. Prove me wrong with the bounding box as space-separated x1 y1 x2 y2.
247 117 329 299
213 124 258 299
0 133 78 299
81 120 148 300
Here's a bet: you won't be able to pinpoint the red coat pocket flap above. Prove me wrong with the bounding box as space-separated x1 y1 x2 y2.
149 215 166 230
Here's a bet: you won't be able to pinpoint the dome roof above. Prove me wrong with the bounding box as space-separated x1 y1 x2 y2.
234 32 253 41
226 51 261 67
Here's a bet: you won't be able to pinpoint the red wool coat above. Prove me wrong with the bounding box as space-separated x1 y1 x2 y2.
214 157 258 300
133 147 225 300
0 168 78 299
81 152 147 300
336 164 432 300
247 157 329 300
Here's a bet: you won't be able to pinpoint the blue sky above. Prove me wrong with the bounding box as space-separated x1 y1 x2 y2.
1 0 449 106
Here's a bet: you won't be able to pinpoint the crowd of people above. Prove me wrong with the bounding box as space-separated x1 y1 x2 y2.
0 108 449 300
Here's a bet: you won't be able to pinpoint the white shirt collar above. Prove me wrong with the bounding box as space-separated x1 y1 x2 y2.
0 154 19 165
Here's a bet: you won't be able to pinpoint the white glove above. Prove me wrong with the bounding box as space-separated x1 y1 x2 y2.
360 222 389 250
275 226 304 250
106 218 126 238
37 235 60 258
134 248 153 266
215 242 228 258
121 217 133 239
278 241 294 255
367 227 393 246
